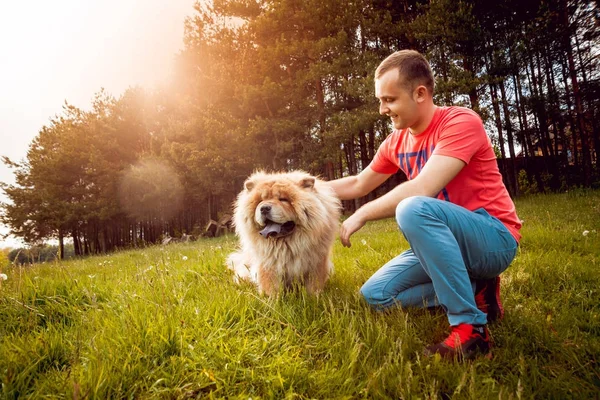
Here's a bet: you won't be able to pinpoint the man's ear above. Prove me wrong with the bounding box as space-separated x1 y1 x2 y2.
414 85 428 103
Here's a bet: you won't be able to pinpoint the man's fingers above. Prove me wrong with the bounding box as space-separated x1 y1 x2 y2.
340 226 352 248
341 237 351 247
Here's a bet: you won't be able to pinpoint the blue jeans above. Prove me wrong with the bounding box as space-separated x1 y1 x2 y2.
360 196 518 326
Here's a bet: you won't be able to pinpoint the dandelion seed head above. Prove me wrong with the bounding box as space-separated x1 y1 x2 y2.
0 273 7 281
583 230 590 236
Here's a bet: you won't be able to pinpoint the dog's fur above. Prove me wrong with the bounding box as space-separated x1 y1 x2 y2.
226 171 341 296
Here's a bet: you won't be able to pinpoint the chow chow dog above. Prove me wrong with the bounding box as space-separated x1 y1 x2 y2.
226 170 341 296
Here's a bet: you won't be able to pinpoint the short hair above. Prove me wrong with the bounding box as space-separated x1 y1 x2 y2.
375 50 435 94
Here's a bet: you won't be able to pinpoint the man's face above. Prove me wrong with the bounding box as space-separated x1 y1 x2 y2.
375 69 419 130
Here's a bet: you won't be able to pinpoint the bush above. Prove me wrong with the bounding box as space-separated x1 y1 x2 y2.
517 169 538 195
7 244 75 265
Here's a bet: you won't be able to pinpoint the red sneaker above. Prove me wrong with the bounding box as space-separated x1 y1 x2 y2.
424 324 492 360
475 276 504 323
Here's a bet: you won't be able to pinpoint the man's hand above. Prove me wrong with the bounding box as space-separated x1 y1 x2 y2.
340 212 367 247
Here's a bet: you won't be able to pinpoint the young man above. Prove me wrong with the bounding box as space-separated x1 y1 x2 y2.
328 50 521 359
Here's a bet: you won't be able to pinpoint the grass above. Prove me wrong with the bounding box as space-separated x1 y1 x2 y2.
1 190 599 399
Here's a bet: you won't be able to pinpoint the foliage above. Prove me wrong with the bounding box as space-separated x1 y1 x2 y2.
7 245 76 265
0 191 599 398
1 0 599 251
517 169 539 195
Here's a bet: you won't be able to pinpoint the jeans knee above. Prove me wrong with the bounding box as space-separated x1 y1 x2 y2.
359 283 384 307
395 196 430 232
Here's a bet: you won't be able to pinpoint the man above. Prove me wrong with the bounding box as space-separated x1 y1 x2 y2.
328 50 521 359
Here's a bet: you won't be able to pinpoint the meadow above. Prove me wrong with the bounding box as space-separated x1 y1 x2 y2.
1 190 599 399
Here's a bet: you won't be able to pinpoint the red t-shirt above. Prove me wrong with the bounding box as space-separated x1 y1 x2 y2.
370 106 521 242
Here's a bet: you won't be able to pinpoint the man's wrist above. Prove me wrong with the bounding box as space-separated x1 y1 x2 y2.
354 205 371 224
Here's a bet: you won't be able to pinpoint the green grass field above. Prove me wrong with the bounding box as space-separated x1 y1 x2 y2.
1 190 599 399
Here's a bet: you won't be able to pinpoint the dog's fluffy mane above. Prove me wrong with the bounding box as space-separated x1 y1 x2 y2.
227 170 341 294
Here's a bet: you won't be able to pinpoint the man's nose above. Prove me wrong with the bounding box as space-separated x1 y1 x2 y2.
379 102 388 115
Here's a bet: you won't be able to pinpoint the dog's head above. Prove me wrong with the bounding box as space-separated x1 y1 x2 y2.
236 171 320 239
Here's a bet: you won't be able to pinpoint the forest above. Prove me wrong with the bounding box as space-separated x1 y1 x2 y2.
1 0 598 258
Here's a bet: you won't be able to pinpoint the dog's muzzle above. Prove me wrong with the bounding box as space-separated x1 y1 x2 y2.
259 220 296 238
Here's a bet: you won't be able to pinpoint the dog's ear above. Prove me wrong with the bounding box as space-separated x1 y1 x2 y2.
299 177 315 189
244 178 255 191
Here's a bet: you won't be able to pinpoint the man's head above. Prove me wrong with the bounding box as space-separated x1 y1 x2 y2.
375 50 434 95
375 50 436 133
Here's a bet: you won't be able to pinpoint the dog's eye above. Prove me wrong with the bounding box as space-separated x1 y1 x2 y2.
279 198 289 203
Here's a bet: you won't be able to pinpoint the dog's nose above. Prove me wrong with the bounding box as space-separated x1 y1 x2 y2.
260 205 271 215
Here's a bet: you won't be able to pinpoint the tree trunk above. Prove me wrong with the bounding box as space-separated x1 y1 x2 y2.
463 56 479 110
83 234 90 256
439 48 453 105
561 0 590 184
575 29 600 171
511 72 526 157
499 79 518 195
489 83 506 159
72 228 80 256
544 50 569 188
368 126 375 161
58 228 64 260
514 71 535 158
316 78 326 133
343 136 359 211
523 56 548 191
358 129 369 172
535 52 555 158
207 194 213 223
544 51 563 158
560 54 580 169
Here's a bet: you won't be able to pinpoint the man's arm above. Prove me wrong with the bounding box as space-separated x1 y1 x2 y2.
339 154 466 247
328 167 392 200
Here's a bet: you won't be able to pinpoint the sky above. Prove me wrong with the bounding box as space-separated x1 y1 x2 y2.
0 0 197 248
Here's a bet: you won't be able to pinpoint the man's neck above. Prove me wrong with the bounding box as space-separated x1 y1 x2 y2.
409 104 438 136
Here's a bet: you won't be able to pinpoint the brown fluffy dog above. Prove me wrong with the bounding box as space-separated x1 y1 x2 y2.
226 171 341 296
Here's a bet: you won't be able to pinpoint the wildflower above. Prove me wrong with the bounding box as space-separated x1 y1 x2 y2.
0 273 7 281
144 265 154 273
182 256 188 261
361 239 367 245
583 230 590 236
88 274 96 279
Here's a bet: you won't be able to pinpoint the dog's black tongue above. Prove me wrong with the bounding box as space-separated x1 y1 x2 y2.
260 222 282 238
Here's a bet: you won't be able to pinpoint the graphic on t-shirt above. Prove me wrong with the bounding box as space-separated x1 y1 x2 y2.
396 144 450 201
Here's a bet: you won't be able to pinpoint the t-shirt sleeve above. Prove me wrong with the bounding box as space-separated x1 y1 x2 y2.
432 110 489 164
368 133 400 174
